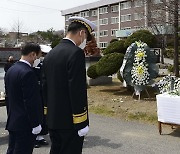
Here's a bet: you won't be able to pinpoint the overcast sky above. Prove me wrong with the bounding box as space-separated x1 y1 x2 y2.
0 0 98 33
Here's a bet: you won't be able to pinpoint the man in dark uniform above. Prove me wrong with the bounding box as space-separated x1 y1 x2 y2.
33 45 52 148
5 42 43 154
42 16 96 154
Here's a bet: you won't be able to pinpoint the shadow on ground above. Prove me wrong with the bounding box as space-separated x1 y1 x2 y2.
0 135 8 146
84 135 122 149
0 122 6 128
168 127 180 138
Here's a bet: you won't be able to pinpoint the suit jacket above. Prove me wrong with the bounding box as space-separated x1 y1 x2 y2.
5 61 43 131
42 39 89 130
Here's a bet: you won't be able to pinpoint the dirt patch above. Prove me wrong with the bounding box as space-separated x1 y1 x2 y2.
87 79 158 124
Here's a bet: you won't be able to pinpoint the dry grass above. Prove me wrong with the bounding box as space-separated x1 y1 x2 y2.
87 79 158 124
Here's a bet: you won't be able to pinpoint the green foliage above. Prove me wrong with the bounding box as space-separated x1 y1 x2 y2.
96 53 124 76
167 64 174 72
166 38 174 47
37 28 55 41
124 30 156 48
103 40 126 55
87 64 99 79
110 39 118 43
167 64 180 73
51 34 62 48
164 48 174 58
37 28 62 48
128 112 157 122
117 70 123 82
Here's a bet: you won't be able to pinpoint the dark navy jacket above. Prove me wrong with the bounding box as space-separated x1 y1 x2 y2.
5 61 43 131
43 39 89 130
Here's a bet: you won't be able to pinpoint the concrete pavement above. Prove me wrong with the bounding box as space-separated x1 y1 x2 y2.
1 106 180 154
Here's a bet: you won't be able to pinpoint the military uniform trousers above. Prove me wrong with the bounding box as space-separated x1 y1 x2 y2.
7 130 36 154
49 129 84 154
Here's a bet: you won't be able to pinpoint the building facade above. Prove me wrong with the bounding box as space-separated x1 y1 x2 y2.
61 0 179 48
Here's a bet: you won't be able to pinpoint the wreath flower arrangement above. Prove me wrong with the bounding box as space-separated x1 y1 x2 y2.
154 75 180 96
120 40 159 95
131 41 150 86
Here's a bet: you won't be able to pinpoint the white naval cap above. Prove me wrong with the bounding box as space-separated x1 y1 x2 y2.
40 45 52 53
68 16 96 34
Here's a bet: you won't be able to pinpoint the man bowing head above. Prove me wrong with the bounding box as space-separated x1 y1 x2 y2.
42 16 96 154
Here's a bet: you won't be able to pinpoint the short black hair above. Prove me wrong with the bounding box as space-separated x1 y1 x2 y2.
21 42 41 56
67 22 92 41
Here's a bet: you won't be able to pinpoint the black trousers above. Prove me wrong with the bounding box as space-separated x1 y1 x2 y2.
49 129 84 154
7 131 36 154
39 115 48 135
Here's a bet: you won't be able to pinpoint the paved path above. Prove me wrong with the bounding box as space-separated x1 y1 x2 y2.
0 67 5 93
0 106 180 154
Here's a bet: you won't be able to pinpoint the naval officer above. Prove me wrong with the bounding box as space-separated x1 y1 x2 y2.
42 16 96 154
33 45 52 148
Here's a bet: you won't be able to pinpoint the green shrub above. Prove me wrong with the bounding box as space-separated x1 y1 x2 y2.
124 30 156 48
164 48 174 58
103 40 126 55
167 64 174 72
110 39 118 43
87 64 99 79
166 38 174 47
117 70 123 82
96 53 124 76
167 64 180 73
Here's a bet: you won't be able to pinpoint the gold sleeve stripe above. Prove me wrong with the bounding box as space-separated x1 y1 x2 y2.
73 111 87 117
44 107 47 115
73 112 87 124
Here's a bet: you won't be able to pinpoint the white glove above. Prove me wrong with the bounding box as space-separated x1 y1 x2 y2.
32 125 42 135
78 126 89 137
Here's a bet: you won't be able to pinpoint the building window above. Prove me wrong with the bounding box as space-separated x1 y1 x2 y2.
121 14 131 22
99 42 108 48
74 13 80 16
92 9 97 16
153 0 163 4
134 12 144 20
99 7 108 14
111 29 118 36
99 30 108 37
65 15 72 21
81 11 89 17
120 1 131 10
111 5 119 12
121 27 131 30
99 18 108 25
134 26 144 29
134 0 144 7
111 17 119 24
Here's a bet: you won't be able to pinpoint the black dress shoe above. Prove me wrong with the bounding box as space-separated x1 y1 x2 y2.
38 139 49 146
34 141 41 148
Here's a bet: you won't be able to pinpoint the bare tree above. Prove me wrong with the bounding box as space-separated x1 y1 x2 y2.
11 19 24 44
146 0 179 76
173 0 179 76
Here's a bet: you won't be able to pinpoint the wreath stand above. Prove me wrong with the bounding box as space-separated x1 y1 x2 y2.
132 88 150 100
